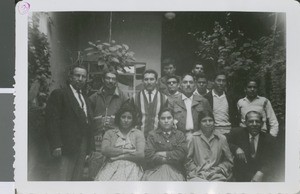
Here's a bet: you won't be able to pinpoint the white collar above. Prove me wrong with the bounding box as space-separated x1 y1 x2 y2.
244 95 260 102
70 84 80 93
182 93 193 101
212 89 225 98
144 88 157 94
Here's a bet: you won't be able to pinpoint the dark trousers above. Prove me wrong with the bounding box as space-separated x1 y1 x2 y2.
48 138 87 181
233 157 260 182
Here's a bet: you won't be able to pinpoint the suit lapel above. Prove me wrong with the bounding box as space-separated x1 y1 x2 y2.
66 86 87 123
256 132 265 157
243 129 252 159
192 95 203 107
83 95 92 123
176 97 186 110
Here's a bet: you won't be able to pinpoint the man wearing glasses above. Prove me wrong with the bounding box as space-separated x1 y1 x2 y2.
165 75 182 102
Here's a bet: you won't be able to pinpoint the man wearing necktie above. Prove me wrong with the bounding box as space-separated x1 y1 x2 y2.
226 111 276 182
133 69 168 138
45 65 95 181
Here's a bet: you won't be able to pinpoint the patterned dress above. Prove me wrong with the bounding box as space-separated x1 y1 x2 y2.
95 128 144 181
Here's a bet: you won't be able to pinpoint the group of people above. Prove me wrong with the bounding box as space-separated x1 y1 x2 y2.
45 59 278 182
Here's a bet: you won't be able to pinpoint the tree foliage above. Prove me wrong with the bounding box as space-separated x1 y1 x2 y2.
189 13 286 123
28 13 52 108
84 40 136 72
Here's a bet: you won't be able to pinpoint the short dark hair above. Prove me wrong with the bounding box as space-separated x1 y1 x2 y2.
196 73 207 82
103 67 118 79
143 69 158 80
162 58 176 68
193 61 204 68
245 110 263 122
198 110 215 123
182 73 195 82
166 75 180 83
69 65 87 76
214 70 227 80
158 107 175 119
114 102 138 127
245 78 259 88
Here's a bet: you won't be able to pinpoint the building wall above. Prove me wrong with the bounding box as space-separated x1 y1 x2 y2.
47 13 80 91
46 12 162 91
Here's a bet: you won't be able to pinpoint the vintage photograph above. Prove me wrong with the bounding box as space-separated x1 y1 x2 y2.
27 11 286 183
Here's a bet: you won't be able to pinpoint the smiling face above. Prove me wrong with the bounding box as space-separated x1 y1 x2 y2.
181 75 195 97
103 72 117 90
120 111 133 130
163 64 176 77
245 111 262 137
143 73 157 92
69 67 87 90
159 111 174 131
200 116 215 136
245 81 258 100
214 74 226 94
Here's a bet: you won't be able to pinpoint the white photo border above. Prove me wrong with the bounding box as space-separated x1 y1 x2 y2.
15 0 300 193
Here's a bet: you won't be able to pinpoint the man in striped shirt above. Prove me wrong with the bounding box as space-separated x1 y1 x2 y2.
133 69 168 138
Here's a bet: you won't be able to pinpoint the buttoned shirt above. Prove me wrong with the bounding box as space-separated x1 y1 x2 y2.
237 96 279 137
182 94 194 130
212 90 231 127
70 84 87 116
144 89 157 103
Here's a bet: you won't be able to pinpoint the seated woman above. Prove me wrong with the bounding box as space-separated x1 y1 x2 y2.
185 110 233 181
94 104 145 181
142 108 187 181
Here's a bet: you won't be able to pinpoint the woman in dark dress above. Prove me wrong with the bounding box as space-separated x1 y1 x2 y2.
142 107 187 181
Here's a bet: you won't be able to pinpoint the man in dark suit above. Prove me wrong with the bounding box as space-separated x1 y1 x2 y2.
204 72 238 134
226 111 276 182
45 65 95 181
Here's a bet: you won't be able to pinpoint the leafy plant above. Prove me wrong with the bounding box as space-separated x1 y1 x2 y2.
28 13 52 108
189 13 286 123
84 40 136 72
